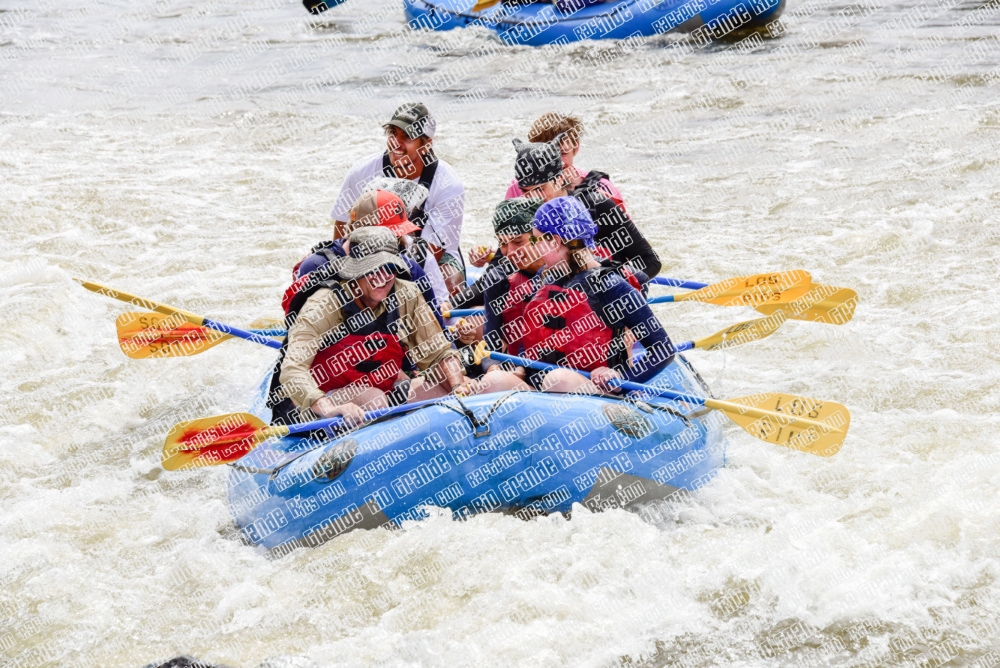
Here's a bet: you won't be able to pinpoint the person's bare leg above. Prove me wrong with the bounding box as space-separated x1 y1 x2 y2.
540 369 600 395
477 371 532 394
326 385 389 411
407 376 449 402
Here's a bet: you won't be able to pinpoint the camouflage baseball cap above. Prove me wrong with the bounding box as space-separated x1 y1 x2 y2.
338 227 410 281
384 102 436 140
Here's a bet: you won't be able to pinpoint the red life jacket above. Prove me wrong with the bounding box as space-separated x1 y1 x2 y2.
522 268 627 373
310 285 405 394
498 269 536 354
267 280 406 408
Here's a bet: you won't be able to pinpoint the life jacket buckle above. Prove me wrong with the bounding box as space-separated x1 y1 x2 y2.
473 422 491 439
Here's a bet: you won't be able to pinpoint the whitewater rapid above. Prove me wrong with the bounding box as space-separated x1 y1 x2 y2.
2 0 1000 666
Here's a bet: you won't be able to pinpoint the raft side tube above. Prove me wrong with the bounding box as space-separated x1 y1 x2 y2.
227 357 727 552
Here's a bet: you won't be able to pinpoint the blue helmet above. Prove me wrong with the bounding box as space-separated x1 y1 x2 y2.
532 196 597 249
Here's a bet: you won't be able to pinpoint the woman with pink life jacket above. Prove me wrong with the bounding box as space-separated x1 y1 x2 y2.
483 197 676 395
268 226 479 428
504 113 626 208
469 113 652 273
472 131 661 288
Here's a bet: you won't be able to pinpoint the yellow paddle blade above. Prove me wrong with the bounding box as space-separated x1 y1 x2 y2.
707 393 850 456
162 413 288 471
116 312 231 359
472 0 501 10
754 286 858 324
675 270 812 307
692 312 788 351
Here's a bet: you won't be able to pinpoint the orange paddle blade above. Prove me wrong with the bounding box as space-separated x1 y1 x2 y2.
116 312 229 359
162 413 287 470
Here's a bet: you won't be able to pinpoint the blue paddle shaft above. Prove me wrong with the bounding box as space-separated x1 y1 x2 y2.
651 277 708 290
203 318 283 350
449 279 702 317
448 308 482 317
485 350 707 407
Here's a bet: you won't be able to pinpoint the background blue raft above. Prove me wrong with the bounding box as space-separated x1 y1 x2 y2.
403 0 785 46
227 356 727 554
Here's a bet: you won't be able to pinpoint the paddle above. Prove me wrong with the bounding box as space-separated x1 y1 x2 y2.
444 270 813 318
751 285 857 324
472 342 849 456
116 312 285 359
654 269 812 307
162 397 446 470
112 300 464 358
75 279 283 351
674 312 787 352
652 277 858 324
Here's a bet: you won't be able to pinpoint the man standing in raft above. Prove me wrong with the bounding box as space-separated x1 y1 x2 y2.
484 198 675 395
330 103 468 298
269 227 479 427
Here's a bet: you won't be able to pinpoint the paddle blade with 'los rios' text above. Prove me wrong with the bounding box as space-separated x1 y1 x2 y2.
717 393 851 456
675 270 812 307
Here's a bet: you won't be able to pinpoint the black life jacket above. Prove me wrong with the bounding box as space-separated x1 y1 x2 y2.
522 267 628 373
284 241 344 315
267 280 406 409
571 170 626 214
381 152 439 232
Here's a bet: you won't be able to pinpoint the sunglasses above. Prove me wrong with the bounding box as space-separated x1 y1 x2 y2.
528 232 555 246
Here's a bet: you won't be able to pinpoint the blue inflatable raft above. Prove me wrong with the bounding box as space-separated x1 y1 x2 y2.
227 356 726 554
402 0 784 45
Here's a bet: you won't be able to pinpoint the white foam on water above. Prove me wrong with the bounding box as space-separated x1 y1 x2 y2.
3 0 1000 666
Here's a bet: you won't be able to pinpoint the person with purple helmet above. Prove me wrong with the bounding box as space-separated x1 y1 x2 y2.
516 196 676 394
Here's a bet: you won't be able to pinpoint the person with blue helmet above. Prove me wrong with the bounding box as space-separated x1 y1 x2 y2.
514 196 676 394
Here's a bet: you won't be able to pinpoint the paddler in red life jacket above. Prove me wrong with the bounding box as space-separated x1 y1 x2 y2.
516 196 676 395
272 226 479 428
499 133 662 283
472 198 549 394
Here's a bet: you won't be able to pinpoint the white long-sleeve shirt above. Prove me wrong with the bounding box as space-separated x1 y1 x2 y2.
330 152 465 260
